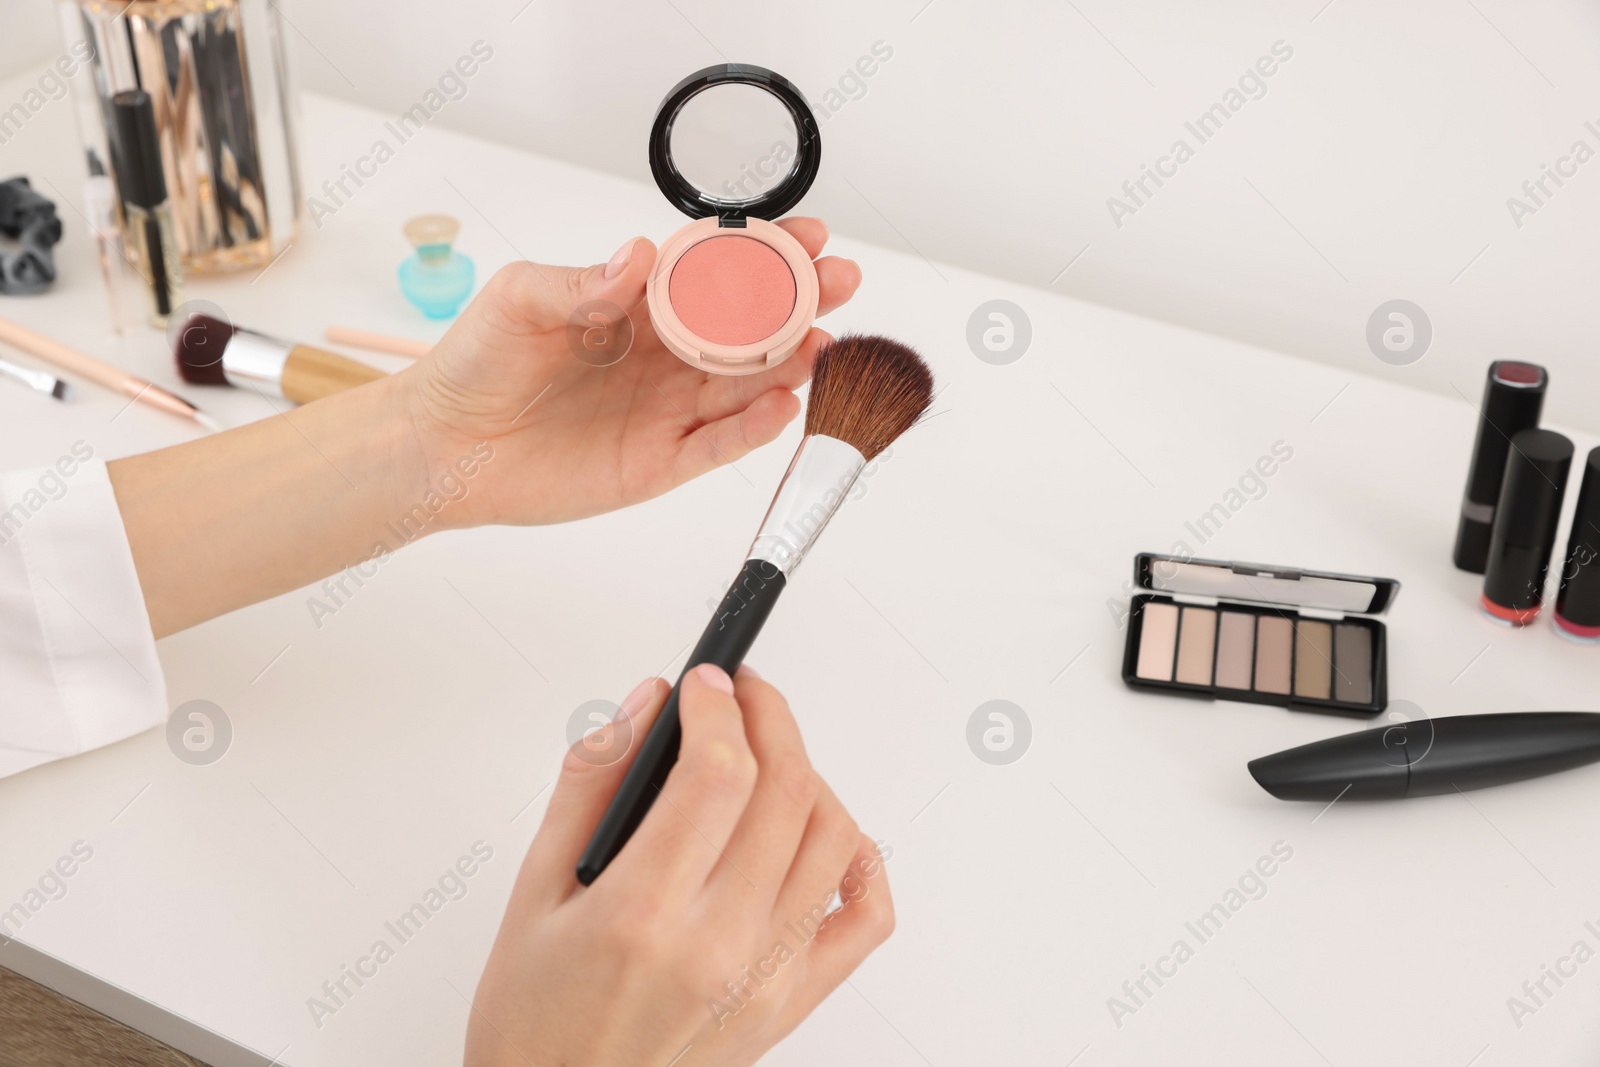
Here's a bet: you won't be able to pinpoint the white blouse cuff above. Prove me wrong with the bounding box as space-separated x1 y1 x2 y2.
0 455 167 779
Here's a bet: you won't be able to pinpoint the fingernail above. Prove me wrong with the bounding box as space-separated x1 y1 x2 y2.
736 664 761 680
617 677 655 723
694 663 735 695
604 237 636 280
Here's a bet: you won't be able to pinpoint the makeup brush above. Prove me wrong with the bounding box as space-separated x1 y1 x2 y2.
1249 712 1600 800
577 334 935 885
0 355 68 400
175 314 387 404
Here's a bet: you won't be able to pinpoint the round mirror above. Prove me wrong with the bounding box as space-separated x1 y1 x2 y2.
668 83 799 207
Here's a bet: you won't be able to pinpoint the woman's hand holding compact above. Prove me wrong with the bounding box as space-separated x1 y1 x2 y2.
399 220 861 529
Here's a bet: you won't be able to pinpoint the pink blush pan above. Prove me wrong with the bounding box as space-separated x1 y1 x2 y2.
647 215 819 375
668 236 796 346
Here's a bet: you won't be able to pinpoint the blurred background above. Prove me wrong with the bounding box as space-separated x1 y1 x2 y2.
3 0 1599 429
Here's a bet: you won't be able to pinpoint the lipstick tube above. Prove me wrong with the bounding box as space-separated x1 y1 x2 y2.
1454 362 1547 573
1554 447 1600 642
1482 428 1573 625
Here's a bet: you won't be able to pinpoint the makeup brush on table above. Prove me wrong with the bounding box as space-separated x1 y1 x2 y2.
0 355 68 400
577 334 936 885
175 314 387 404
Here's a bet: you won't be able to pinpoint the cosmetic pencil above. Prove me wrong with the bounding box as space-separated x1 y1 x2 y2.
324 326 432 359
577 335 935 885
0 315 218 431
1249 712 1600 800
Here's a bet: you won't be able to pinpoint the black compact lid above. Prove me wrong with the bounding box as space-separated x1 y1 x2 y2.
1134 553 1400 616
648 64 820 222
111 90 167 210
1492 429 1574 550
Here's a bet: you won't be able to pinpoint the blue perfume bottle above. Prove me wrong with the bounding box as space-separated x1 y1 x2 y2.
398 214 474 319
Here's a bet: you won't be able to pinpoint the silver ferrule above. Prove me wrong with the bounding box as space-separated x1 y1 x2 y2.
220 329 292 397
748 434 867 576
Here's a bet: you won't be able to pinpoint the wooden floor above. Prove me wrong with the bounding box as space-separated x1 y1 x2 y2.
0 965 211 1067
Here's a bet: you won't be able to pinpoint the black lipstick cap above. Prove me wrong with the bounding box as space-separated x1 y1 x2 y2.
1555 448 1600 640
1454 362 1547 573
111 90 168 210
1482 429 1573 620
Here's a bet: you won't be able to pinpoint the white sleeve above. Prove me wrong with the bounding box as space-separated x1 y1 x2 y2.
0 457 167 779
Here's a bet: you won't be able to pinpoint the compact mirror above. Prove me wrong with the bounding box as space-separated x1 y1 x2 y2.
669 84 799 207
650 64 820 221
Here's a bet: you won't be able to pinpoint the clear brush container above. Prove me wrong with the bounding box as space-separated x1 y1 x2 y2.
59 0 302 275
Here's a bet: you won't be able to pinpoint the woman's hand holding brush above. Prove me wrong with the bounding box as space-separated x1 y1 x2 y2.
467 664 895 1067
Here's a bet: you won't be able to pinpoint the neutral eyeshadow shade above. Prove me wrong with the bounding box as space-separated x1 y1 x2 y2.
1175 607 1217 685
1333 623 1373 704
1214 611 1256 690
1254 616 1293 695
668 235 796 345
1135 602 1179 680
1294 620 1335 700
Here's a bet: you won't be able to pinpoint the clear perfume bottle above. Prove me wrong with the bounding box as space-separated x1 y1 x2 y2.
83 174 143 333
112 90 183 327
399 215 474 319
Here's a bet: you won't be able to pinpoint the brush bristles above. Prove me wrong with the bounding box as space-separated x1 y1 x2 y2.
173 313 234 386
804 334 934 460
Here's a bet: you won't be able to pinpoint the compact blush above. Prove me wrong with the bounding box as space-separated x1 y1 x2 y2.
1122 553 1400 718
646 64 822 375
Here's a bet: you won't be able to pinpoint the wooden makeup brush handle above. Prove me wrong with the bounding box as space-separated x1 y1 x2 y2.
281 345 388 404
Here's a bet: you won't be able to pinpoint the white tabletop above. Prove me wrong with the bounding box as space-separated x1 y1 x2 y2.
2 74 1599 1067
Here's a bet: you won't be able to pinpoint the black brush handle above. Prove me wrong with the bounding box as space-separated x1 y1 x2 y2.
577 558 787 885
1249 712 1600 801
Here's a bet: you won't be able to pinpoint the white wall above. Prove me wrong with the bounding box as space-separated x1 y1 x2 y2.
10 0 1600 430
0 1 64 80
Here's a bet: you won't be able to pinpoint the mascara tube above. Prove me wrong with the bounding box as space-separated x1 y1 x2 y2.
112 90 183 327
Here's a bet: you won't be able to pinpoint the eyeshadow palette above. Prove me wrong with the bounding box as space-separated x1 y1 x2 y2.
1122 553 1399 717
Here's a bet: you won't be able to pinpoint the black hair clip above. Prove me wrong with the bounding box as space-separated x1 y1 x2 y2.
0 176 63 295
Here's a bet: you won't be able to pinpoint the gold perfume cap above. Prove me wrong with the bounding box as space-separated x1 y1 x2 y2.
404 214 460 262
